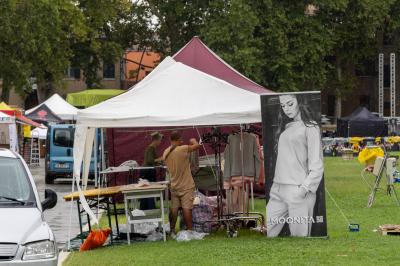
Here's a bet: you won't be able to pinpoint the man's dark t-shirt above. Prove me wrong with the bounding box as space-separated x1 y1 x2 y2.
143 146 157 166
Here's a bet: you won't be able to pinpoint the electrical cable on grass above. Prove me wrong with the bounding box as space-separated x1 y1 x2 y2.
325 187 351 225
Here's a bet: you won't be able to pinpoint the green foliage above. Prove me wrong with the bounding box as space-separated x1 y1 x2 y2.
200 0 263 87
0 0 86 101
134 0 212 56
71 0 133 88
2 0 400 101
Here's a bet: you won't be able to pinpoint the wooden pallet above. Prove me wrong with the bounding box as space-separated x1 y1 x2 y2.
379 224 400 235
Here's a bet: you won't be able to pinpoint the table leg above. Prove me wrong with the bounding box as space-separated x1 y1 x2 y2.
113 199 120 236
160 191 166 242
251 182 254 211
106 200 113 245
124 194 130 245
86 213 91 232
77 201 84 244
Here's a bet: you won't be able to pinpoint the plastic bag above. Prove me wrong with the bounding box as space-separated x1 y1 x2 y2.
80 228 112 252
133 222 158 235
146 231 163 242
176 230 207 242
131 209 145 217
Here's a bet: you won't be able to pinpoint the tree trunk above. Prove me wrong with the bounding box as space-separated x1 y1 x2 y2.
335 63 342 119
36 81 47 104
0 79 10 103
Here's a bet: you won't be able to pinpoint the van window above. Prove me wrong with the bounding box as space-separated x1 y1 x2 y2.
54 128 74 148
0 158 35 206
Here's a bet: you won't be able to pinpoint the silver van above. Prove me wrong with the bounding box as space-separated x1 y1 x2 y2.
0 149 58 265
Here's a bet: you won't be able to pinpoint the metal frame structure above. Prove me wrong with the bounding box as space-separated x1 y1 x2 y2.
379 53 384 117
390 53 396 118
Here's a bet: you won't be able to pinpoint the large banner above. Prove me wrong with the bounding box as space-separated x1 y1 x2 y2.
261 92 327 237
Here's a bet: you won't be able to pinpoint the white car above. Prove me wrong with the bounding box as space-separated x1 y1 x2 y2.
0 149 58 265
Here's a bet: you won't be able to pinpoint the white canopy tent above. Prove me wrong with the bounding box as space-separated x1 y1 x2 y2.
0 112 18 152
72 57 265 224
26 93 78 121
30 127 47 140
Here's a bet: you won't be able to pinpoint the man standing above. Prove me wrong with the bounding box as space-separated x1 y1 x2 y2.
163 131 201 236
140 131 163 210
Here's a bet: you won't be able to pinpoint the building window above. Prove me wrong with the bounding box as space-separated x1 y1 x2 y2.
103 62 115 79
383 31 394 46
327 95 335 116
355 59 376 77
64 66 80 80
384 101 390 117
359 95 370 109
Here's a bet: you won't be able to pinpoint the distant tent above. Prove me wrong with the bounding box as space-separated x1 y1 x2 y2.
337 107 388 137
173 36 272 94
26 94 78 121
66 89 125 108
25 104 62 123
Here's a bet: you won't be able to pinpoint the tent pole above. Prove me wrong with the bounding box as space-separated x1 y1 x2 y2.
101 128 106 187
94 128 98 188
67 164 76 251
240 124 245 215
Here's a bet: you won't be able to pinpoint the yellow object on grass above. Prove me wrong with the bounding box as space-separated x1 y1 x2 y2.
358 147 384 166
387 136 400 144
349 137 364 144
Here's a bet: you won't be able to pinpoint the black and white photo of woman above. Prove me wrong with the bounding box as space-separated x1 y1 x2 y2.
266 93 324 237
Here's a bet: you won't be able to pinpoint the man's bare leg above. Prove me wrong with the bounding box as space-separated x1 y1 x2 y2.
182 208 193 230
169 208 179 233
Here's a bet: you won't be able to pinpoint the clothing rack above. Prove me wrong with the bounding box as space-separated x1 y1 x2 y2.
231 124 262 138
201 127 229 221
200 126 266 236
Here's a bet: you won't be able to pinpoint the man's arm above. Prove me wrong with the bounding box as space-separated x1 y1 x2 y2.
188 138 201 152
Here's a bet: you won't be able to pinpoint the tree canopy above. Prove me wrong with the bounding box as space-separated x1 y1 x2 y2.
1 0 400 104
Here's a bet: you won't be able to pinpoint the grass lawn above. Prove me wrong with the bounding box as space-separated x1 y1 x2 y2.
64 156 400 266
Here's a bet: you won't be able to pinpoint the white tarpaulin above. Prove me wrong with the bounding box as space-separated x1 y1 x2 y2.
31 127 47 140
26 94 78 121
0 111 14 124
73 57 265 224
0 112 18 153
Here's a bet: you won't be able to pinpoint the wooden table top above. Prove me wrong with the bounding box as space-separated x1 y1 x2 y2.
63 183 168 201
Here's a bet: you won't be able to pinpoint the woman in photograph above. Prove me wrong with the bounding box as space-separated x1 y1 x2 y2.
266 94 324 237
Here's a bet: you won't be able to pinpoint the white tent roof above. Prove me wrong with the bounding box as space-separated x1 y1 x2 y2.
31 127 47 140
0 112 14 124
77 58 262 128
26 94 78 120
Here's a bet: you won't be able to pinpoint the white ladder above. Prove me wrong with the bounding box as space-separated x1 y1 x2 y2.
30 132 40 167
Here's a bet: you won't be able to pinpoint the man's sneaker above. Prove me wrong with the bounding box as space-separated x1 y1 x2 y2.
170 232 177 240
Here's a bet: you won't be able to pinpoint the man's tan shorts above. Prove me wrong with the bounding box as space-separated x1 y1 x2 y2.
171 188 195 209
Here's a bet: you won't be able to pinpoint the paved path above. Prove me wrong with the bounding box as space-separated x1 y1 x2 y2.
29 161 82 249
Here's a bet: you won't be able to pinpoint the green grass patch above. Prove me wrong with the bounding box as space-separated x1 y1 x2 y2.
64 156 400 266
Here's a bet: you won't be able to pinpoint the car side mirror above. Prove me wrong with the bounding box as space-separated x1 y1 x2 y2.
41 189 57 211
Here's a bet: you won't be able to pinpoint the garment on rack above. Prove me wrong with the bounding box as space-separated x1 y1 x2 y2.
223 133 261 181
255 135 265 186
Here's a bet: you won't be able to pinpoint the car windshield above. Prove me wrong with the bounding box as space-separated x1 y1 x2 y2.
0 157 36 206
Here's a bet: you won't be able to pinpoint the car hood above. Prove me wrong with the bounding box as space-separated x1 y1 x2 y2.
0 208 52 244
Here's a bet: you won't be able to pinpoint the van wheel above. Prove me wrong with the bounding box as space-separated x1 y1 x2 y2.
45 173 55 184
